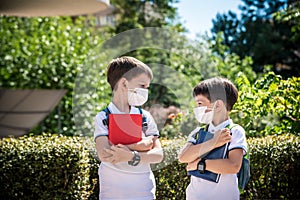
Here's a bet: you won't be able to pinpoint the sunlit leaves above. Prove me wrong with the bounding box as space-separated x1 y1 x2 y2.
0 16 105 136
233 72 300 137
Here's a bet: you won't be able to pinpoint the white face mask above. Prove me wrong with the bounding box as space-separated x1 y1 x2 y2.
128 88 148 106
193 104 215 124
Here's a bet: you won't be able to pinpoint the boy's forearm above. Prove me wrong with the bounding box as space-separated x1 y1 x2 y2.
206 149 243 174
139 147 163 164
178 140 215 163
127 142 150 151
205 159 240 174
178 144 200 163
138 138 163 163
95 136 112 161
126 136 156 151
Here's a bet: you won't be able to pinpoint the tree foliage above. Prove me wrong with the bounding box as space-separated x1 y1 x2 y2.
0 1 188 136
211 0 300 78
0 11 259 137
1 0 299 138
275 1 300 41
233 72 300 137
0 16 104 135
110 0 185 33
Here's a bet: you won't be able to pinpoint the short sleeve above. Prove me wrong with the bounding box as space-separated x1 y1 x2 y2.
94 111 108 141
143 109 160 137
228 125 248 155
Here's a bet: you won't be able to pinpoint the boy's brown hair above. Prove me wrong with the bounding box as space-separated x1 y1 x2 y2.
107 56 153 90
193 77 238 111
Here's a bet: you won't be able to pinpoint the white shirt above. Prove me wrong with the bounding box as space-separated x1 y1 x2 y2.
186 119 248 200
94 102 159 173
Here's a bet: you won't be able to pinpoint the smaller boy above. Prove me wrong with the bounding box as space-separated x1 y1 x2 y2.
178 77 248 200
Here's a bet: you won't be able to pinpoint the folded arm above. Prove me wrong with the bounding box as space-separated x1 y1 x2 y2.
138 136 163 164
178 139 216 163
126 136 155 152
96 136 163 164
186 148 243 174
95 136 112 161
178 128 231 163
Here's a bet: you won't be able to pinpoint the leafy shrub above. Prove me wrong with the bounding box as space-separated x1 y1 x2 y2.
1 134 299 199
0 134 94 200
155 134 300 199
233 72 300 137
81 137 100 200
242 134 300 199
153 137 189 199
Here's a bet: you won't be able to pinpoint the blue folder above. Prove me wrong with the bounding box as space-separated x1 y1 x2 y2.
188 128 229 183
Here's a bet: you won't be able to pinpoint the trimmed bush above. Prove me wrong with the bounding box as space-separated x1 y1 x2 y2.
0 134 299 199
153 138 189 199
0 134 93 200
154 134 300 200
243 134 300 199
88 133 300 199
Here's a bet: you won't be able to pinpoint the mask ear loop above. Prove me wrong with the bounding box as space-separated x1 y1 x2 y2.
212 101 217 110
205 102 216 113
205 101 217 114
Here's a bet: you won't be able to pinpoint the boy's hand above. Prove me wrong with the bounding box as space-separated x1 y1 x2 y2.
128 136 154 151
140 136 154 150
103 144 134 164
212 128 231 148
186 158 200 171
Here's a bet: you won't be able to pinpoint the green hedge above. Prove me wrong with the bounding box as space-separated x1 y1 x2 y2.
244 134 300 199
0 134 299 199
0 134 94 200
153 134 300 200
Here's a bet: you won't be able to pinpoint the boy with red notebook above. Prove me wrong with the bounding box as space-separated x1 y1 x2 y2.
94 56 163 200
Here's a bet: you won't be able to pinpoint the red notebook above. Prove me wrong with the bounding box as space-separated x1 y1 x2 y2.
108 114 143 145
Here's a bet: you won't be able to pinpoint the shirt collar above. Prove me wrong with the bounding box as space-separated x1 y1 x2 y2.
108 102 139 114
208 118 232 133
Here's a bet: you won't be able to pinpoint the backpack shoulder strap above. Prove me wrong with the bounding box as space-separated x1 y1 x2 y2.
226 123 239 130
204 124 209 132
226 123 249 157
102 107 111 127
104 107 111 115
138 107 148 132
224 123 250 189
192 125 208 144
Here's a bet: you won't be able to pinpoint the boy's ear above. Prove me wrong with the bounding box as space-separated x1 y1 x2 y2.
115 78 128 91
215 100 225 111
118 77 126 86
